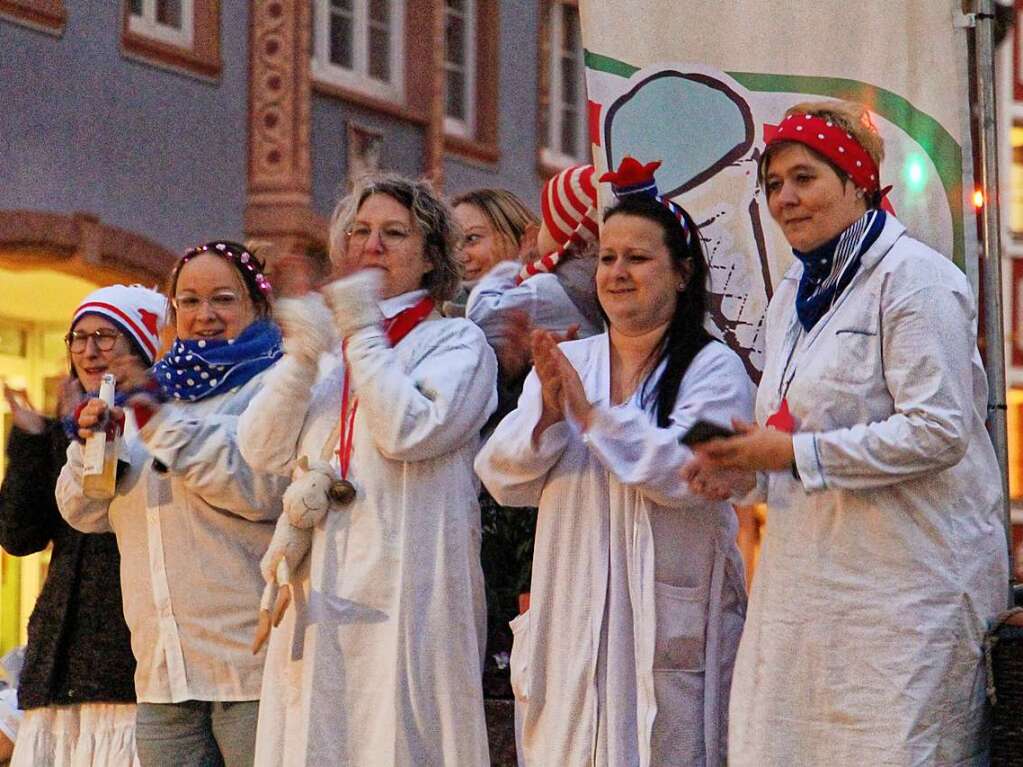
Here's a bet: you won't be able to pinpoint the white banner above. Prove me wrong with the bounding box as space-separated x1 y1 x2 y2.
579 0 974 381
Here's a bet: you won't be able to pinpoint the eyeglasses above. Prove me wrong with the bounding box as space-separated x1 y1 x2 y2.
65 329 121 353
345 224 412 251
173 292 243 314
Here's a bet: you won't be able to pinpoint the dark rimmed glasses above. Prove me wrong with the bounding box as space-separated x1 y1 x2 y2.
65 328 121 353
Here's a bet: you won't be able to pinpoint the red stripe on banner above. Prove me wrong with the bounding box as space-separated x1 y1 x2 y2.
75 301 157 359
588 101 602 147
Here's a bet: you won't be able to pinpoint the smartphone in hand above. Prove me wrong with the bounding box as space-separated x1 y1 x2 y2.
678 420 735 447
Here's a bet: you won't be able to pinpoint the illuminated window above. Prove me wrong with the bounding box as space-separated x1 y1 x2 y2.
1011 124 1023 236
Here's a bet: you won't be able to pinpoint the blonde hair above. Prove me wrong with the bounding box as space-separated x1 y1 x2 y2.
450 189 539 252
329 173 462 303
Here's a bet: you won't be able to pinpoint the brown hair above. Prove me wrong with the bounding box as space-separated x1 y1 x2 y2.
165 240 270 327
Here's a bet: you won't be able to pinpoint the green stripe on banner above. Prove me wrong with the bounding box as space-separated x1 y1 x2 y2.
584 49 966 266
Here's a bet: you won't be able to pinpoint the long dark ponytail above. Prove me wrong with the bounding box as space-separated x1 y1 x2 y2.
602 196 714 428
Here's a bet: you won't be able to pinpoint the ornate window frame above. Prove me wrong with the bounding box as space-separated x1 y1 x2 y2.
442 0 498 164
311 0 406 105
121 0 221 80
0 0 66 35
538 0 588 174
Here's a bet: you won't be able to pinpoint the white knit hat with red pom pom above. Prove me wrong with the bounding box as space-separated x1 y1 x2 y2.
71 285 168 364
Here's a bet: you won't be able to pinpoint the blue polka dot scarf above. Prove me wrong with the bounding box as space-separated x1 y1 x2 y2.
793 209 886 332
154 319 283 402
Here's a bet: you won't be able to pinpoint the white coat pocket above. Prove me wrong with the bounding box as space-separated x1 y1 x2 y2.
819 328 878 385
653 582 707 671
509 610 531 702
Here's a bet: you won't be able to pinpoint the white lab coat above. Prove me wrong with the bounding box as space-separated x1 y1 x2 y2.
56 370 287 703
467 261 604 343
237 292 497 766
729 216 1008 766
475 335 753 767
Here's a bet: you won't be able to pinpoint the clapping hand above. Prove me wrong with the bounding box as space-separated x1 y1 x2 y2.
530 330 591 444
3 383 45 435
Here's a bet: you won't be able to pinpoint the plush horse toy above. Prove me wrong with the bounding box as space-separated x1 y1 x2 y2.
251 456 354 653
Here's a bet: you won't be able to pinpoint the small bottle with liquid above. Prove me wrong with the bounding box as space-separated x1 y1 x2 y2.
82 373 120 500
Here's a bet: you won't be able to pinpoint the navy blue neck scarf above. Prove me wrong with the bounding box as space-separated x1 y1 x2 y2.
154 319 283 402
793 209 886 332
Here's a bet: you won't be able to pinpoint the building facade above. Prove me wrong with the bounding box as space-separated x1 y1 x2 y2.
0 0 589 653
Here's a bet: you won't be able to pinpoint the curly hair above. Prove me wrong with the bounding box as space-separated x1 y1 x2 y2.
329 173 463 303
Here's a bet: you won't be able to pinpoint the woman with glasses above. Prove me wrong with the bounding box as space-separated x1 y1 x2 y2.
58 242 290 767
237 174 496 765
1 285 165 767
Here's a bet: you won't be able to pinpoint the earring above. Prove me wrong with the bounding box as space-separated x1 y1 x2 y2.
677 282 687 291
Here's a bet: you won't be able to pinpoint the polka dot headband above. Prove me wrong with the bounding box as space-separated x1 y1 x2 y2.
180 240 273 298
764 113 881 194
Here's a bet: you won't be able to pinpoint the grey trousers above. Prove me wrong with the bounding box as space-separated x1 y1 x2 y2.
135 700 259 767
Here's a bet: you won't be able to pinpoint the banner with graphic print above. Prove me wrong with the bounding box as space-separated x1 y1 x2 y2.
578 0 974 381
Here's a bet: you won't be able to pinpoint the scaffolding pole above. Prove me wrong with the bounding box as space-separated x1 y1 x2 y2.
973 0 1015 606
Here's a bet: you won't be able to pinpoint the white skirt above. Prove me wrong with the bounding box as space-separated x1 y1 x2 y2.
10 702 139 767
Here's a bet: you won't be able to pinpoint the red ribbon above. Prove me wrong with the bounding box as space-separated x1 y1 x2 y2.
765 397 796 434
336 296 435 477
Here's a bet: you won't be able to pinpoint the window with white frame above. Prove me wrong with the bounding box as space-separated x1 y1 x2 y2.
128 0 193 48
313 0 405 103
443 0 476 137
543 1 588 167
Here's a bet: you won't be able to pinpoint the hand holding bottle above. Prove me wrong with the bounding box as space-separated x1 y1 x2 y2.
76 398 124 441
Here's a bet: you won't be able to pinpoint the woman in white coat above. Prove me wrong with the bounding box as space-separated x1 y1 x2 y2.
57 241 289 767
464 165 605 346
237 174 497 766
686 101 1009 766
476 191 754 767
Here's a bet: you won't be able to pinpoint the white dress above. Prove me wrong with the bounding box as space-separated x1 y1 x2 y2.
238 292 498 766
475 335 754 767
11 704 139 767
56 371 287 704
728 216 1008 766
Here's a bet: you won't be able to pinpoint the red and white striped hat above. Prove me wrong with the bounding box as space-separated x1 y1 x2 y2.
71 284 168 364
519 164 599 283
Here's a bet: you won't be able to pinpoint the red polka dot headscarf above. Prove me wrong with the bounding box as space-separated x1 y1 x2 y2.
763 112 882 195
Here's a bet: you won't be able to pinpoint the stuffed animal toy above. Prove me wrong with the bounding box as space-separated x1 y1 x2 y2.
251 456 353 653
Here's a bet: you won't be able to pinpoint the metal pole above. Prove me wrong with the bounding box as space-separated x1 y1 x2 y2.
974 0 1015 606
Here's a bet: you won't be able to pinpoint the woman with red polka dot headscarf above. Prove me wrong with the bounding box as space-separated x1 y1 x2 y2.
684 100 1007 766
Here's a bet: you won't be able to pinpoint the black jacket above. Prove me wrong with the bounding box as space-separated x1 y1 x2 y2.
0 421 135 709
